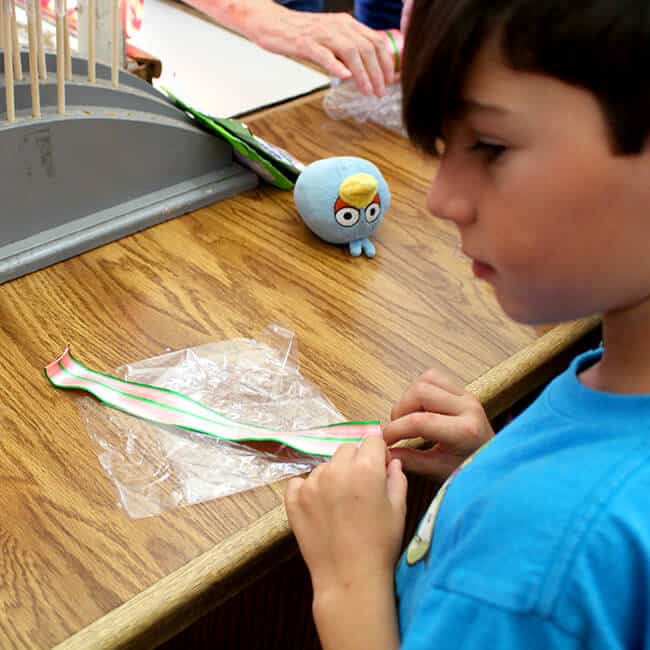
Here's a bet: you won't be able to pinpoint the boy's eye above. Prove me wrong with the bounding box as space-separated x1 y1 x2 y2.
469 141 506 162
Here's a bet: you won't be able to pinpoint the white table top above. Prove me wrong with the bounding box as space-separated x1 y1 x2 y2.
129 0 330 117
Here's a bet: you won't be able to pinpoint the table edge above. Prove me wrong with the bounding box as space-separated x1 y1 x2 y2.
54 316 601 649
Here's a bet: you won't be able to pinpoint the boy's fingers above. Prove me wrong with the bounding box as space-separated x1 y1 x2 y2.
331 441 358 464
286 476 305 495
383 411 472 448
308 462 327 481
356 435 388 464
386 458 407 508
419 367 466 395
284 477 305 521
390 382 466 421
389 446 463 481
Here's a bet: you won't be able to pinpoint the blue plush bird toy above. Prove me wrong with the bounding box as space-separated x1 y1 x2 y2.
293 156 391 258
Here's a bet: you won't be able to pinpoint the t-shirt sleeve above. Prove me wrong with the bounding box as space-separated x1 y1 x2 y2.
399 588 579 650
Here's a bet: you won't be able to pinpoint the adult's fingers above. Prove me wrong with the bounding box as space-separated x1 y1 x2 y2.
400 0 413 36
263 10 394 96
342 28 395 96
369 29 397 92
332 43 374 95
355 35 388 96
302 40 352 80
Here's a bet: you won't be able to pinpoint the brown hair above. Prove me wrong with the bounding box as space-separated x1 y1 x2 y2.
402 0 650 155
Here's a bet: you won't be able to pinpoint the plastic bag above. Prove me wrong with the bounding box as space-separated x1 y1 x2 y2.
78 325 343 518
323 80 406 135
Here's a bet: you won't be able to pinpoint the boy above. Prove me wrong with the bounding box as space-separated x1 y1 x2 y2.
285 0 650 648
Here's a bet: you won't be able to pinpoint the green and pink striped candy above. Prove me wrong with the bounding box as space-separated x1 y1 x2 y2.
45 347 381 457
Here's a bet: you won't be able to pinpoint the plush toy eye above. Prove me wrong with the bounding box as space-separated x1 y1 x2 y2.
365 201 381 223
335 207 361 227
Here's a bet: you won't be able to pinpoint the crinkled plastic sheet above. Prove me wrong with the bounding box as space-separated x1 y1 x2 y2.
79 325 341 518
323 81 406 135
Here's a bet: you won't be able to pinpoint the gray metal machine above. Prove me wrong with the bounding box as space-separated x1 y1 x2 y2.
0 50 258 284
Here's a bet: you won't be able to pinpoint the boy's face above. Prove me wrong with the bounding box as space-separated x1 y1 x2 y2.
428 30 650 324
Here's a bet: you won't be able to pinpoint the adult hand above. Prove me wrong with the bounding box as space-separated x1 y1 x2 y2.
246 5 396 96
383 367 495 481
400 0 413 37
285 437 407 597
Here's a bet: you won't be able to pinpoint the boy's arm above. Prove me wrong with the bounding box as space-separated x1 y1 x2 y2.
312 574 400 650
285 438 407 650
180 0 395 96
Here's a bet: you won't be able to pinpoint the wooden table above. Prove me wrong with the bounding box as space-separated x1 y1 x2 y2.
0 94 599 649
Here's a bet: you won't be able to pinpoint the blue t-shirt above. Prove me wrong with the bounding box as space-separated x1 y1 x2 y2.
396 349 650 649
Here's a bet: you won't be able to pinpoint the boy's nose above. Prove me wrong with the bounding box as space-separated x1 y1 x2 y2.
427 174 476 225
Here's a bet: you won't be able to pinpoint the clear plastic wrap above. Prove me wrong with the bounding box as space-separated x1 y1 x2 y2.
78 325 343 518
323 80 406 135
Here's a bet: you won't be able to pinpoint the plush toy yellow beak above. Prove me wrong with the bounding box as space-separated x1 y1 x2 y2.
338 173 378 209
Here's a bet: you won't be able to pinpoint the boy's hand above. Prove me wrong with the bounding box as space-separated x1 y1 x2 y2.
284 437 407 597
383 367 494 481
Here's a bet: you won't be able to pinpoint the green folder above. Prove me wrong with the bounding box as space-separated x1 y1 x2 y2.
164 89 304 190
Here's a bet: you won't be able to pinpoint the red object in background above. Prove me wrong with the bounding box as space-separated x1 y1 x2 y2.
32 0 143 38
19 0 156 79
123 0 144 38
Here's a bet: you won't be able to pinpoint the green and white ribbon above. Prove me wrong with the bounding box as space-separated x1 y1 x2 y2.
45 347 381 457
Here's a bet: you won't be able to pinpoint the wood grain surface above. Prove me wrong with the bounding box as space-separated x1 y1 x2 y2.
0 94 598 648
